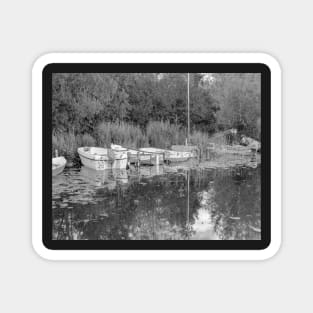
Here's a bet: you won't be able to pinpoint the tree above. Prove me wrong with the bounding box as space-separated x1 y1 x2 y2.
209 73 261 138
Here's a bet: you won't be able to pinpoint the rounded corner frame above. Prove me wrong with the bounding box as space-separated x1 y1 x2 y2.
32 52 281 261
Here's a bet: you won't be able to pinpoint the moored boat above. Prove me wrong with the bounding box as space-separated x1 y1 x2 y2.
171 145 199 158
52 156 67 176
139 147 165 164
164 150 193 163
140 146 195 163
128 146 194 164
77 146 128 170
127 147 164 165
128 149 154 165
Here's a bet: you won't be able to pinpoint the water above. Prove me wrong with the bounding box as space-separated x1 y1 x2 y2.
52 164 261 240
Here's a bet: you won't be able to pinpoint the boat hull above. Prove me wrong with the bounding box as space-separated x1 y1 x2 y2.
128 147 193 164
140 148 164 164
52 156 67 176
165 150 193 163
78 147 128 170
128 148 164 165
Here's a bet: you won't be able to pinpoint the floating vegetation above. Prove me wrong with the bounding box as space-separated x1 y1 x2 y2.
52 165 261 240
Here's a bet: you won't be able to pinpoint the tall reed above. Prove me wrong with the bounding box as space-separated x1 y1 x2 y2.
52 131 78 160
52 131 96 164
189 131 210 159
52 121 214 164
95 121 148 149
146 121 185 149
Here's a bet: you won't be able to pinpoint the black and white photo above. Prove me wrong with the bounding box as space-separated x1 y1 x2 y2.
51 70 263 241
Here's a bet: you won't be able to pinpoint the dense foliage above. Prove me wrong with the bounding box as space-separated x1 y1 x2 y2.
208 73 261 138
52 73 261 160
52 73 221 133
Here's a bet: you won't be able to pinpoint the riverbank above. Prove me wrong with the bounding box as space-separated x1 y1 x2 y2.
52 121 260 167
52 121 214 165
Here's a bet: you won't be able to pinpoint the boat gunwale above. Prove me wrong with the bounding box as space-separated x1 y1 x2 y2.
78 147 128 162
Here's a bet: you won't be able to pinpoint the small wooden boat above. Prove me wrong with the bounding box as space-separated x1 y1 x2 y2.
141 146 195 163
171 145 199 158
128 146 193 164
52 156 67 176
139 148 165 164
77 146 128 170
127 147 164 165
164 150 193 163
128 149 154 165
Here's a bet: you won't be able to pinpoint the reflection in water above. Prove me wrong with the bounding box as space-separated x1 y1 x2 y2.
191 188 219 240
52 165 261 240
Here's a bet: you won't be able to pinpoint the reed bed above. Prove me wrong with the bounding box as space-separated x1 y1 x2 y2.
95 121 148 149
146 121 185 149
189 131 210 159
52 132 96 164
52 121 213 164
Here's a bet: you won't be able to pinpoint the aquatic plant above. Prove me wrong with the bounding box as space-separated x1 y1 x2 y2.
52 121 238 164
52 131 97 164
189 131 210 159
95 121 148 149
146 121 185 149
80 133 97 147
52 131 78 160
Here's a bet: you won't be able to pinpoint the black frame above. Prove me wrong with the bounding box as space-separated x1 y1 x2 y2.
43 63 271 250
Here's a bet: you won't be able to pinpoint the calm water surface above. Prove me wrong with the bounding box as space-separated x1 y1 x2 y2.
52 164 261 240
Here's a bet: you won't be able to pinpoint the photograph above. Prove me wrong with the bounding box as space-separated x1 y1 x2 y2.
51 72 262 241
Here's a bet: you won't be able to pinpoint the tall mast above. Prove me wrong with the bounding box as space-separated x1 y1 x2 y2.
187 73 190 144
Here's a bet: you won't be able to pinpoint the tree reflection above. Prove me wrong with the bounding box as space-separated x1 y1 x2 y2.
52 166 261 240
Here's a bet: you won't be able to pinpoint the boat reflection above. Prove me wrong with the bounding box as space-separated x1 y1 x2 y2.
52 165 261 240
80 166 128 188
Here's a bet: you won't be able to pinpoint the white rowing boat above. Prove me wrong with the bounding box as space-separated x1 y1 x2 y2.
164 150 193 162
141 147 194 163
128 147 194 164
127 147 164 165
77 145 128 170
139 147 165 164
52 156 67 176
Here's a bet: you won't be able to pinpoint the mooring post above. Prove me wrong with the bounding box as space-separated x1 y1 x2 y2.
207 143 215 160
137 151 140 169
127 152 131 169
156 153 159 166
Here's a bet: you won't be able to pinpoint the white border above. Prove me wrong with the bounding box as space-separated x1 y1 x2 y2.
32 53 281 260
